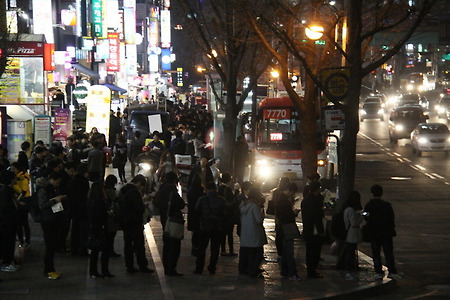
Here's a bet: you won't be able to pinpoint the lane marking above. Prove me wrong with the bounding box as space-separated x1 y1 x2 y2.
415 164 426 171
432 173 445 179
403 158 411 163
397 158 404 163
144 223 174 300
424 173 436 179
393 152 402 157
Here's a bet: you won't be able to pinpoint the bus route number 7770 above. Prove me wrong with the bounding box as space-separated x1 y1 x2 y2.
263 109 291 119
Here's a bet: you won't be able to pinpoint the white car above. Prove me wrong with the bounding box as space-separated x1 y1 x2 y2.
410 123 450 156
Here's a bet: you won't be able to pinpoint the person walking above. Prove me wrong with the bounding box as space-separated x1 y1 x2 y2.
155 172 185 276
301 181 325 279
238 186 267 278
364 184 397 280
343 191 364 281
113 134 128 184
194 181 225 275
37 171 66 279
186 173 205 257
87 182 114 278
118 175 154 274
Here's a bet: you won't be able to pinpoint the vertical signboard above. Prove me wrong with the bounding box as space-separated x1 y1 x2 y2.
32 0 54 43
53 108 71 147
177 67 183 87
34 115 52 146
123 0 136 44
160 10 171 48
107 32 120 71
86 85 111 143
92 0 103 38
148 6 159 48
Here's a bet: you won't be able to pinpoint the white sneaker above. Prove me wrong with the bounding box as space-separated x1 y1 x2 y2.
1 264 19 272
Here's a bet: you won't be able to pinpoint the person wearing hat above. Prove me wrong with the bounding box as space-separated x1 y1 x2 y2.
0 170 20 273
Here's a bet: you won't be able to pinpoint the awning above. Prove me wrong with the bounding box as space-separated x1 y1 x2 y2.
71 63 99 78
102 83 127 94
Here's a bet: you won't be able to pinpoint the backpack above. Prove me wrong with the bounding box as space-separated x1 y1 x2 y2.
331 210 347 240
172 139 186 155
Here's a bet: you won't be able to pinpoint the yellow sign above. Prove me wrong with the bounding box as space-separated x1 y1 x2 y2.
320 68 350 102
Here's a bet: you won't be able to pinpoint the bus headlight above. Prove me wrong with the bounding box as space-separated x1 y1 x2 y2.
255 160 272 177
418 137 428 144
317 159 326 167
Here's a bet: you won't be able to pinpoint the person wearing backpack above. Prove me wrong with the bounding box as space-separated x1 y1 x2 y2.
343 191 364 281
364 184 397 281
118 175 154 274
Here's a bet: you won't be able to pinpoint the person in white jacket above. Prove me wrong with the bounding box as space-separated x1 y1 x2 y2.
343 191 364 281
238 186 267 278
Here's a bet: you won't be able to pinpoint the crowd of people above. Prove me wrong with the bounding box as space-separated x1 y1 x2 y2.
0 100 398 284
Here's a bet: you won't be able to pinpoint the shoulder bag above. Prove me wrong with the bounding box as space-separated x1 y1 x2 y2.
163 192 185 239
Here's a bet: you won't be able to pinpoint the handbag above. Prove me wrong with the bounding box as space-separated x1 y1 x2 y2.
282 223 301 239
313 218 328 236
163 192 185 239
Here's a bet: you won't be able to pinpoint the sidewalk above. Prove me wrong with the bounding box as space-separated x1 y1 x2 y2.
0 215 394 300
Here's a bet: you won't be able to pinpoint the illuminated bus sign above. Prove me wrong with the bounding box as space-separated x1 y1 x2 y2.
270 133 283 141
263 108 291 119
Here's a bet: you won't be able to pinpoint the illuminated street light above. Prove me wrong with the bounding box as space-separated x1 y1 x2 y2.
305 25 324 40
270 70 279 78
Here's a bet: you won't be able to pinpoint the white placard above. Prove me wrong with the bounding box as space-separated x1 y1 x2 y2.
324 109 345 131
148 114 162 134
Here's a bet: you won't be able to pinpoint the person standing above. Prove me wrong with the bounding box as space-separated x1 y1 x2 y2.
17 141 31 172
270 177 291 258
37 171 66 279
238 187 267 278
276 183 301 281
194 182 225 275
87 182 114 278
104 175 121 257
0 171 20 272
109 110 121 148
343 191 364 281
301 181 325 279
87 140 105 182
364 184 397 280
186 173 205 257
129 131 144 178
218 172 239 256
233 136 249 184
155 172 185 276
113 134 128 184
118 175 154 274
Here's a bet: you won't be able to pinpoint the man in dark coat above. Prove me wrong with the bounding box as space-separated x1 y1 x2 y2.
301 181 325 279
194 181 225 275
364 184 397 280
119 175 154 274
155 172 185 276
129 131 144 177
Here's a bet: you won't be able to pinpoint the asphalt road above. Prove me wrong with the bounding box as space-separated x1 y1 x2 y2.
355 95 450 299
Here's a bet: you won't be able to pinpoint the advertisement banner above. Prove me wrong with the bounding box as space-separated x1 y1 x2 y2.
92 0 103 38
0 58 20 104
123 7 136 44
32 0 54 43
86 85 111 143
33 115 51 146
148 6 159 48
107 33 120 72
160 10 171 48
53 108 71 147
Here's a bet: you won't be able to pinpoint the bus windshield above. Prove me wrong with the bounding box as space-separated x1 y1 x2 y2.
258 118 301 145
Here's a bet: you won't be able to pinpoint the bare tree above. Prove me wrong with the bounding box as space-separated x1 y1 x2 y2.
174 0 270 174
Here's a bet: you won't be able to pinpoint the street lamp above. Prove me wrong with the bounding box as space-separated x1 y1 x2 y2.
305 25 324 40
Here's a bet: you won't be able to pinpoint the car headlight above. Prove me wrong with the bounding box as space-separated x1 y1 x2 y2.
421 102 427 108
418 85 424 91
447 137 450 143
388 96 398 104
395 124 404 131
360 109 367 115
407 84 413 90
140 163 152 171
378 109 384 114
418 137 428 144
439 107 446 114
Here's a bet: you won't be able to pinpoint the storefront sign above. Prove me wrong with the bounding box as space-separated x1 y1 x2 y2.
92 0 103 38
86 85 111 142
33 115 51 146
44 43 55 71
107 32 120 72
8 41 44 57
53 108 71 147
160 10 171 48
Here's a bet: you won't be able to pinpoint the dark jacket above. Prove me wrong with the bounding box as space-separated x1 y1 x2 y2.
0 185 19 226
87 196 108 236
187 184 205 231
364 198 396 241
119 183 145 228
157 183 185 227
67 174 90 220
129 138 144 161
196 191 225 232
17 150 29 171
275 192 296 225
114 142 128 165
301 192 325 238
37 178 64 223
218 183 240 225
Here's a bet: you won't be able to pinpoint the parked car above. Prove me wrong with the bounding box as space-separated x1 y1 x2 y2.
388 106 429 144
410 123 450 156
360 101 384 121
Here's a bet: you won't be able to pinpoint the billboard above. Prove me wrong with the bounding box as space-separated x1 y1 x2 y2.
160 10 171 48
86 85 111 142
107 33 120 72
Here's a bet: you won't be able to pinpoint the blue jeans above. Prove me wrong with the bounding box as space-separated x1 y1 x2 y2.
281 239 298 277
370 238 396 274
